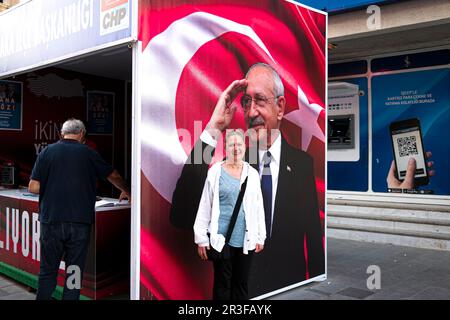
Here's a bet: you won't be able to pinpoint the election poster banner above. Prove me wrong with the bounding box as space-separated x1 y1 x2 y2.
87 91 115 135
0 80 23 131
139 0 326 299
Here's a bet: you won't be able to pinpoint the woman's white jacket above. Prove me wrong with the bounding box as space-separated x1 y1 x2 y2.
193 161 266 254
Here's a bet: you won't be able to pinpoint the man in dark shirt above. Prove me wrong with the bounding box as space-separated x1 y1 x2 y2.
29 118 130 300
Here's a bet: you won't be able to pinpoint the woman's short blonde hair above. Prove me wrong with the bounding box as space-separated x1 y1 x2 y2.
225 129 245 143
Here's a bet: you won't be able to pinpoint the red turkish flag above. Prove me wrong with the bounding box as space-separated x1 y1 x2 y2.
139 0 326 299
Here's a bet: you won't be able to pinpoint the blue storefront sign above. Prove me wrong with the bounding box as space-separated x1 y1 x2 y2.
372 68 450 195
0 0 134 77
0 80 22 130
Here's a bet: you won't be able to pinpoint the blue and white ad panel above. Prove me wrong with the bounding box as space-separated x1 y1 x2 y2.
372 68 450 195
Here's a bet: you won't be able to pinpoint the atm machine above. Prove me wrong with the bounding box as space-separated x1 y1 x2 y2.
328 82 361 162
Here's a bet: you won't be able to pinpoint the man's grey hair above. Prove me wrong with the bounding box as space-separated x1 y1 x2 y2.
245 62 284 97
61 118 86 135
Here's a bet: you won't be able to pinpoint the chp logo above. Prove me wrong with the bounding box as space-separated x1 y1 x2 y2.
100 0 130 36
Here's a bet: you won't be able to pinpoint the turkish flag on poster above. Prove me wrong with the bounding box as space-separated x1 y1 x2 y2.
139 0 326 299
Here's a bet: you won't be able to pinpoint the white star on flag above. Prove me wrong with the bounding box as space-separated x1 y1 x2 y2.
283 85 325 151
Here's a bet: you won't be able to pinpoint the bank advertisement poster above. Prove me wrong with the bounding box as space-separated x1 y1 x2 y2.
139 0 326 299
372 68 450 195
0 81 23 131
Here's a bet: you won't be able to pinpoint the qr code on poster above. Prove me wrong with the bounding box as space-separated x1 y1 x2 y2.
397 136 418 157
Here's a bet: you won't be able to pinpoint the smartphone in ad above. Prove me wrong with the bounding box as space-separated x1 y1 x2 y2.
389 118 429 186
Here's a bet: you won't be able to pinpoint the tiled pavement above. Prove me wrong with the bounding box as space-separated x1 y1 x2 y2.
0 276 35 300
270 238 450 300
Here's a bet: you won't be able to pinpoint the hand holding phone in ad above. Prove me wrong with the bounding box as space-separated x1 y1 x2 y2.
387 118 435 189
387 152 434 189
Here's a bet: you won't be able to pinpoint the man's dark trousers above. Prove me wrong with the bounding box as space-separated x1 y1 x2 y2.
36 222 91 300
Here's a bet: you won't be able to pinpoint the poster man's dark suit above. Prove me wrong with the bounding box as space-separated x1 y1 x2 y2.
170 135 324 296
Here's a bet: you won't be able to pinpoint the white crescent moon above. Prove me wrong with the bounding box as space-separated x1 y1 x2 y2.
140 12 274 202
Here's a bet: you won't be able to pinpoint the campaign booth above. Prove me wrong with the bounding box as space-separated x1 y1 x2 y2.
1 0 327 300
0 0 135 300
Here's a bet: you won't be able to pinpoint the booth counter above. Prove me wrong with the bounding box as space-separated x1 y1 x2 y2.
0 187 131 300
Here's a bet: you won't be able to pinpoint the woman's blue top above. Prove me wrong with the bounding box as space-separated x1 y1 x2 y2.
218 167 246 248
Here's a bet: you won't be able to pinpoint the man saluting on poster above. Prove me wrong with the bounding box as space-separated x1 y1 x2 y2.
171 63 325 297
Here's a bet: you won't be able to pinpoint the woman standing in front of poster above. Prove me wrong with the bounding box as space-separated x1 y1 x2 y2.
194 129 266 300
